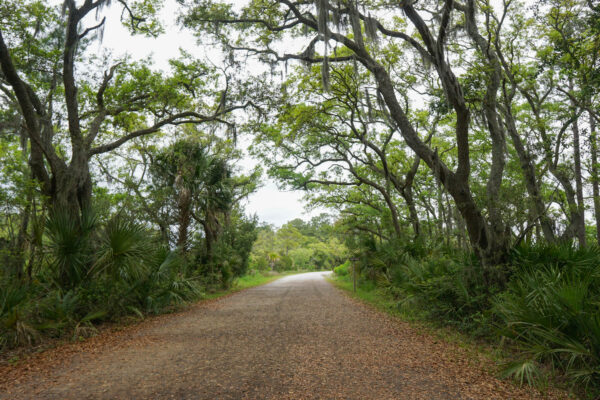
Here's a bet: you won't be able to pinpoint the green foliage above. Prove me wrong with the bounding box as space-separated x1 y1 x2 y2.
249 216 347 272
217 213 259 278
348 238 600 394
1 2 599 399
92 216 153 281
0 212 204 351
353 239 494 335
0 284 38 348
147 136 260 289
390 254 494 334
46 209 98 288
333 261 350 276
119 246 201 315
201 212 259 288
495 244 600 392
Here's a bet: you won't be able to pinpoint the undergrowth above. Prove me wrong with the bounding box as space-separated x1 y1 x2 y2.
0 211 279 354
332 242 600 398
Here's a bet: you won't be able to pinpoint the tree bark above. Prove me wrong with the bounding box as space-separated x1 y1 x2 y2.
204 209 220 264
502 88 556 242
373 65 504 264
569 79 586 247
176 180 192 252
403 156 422 239
590 112 600 244
8 203 30 279
464 0 508 246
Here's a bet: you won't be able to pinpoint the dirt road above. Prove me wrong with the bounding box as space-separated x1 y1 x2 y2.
1 272 561 399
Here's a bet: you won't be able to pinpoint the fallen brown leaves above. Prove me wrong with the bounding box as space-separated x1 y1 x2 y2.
0 273 573 399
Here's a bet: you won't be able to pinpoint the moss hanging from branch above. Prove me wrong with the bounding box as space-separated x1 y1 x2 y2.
301 42 316 69
349 1 365 49
317 0 329 36
352 56 359 76
364 14 379 46
365 88 373 120
332 1 342 32
322 56 331 91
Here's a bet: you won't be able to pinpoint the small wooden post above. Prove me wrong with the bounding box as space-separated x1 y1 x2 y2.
351 257 358 293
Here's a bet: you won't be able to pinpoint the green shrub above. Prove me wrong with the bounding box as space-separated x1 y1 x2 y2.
92 216 153 281
494 244 600 392
334 261 350 276
46 209 97 288
384 253 494 335
340 239 600 393
0 284 39 349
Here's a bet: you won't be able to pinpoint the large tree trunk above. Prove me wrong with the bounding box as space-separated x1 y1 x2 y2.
7 204 31 280
369 3 510 266
372 65 507 265
502 93 556 242
449 176 506 265
175 171 192 252
51 158 93 217
437 180 445 239
464 0 511 257
404 188 420 238
403 156 421 239
388 110 503 262
521 99 582 243
204 209 220 264
177 187 192 251
589 112 600 244
570 80 586 247
381 189 402 238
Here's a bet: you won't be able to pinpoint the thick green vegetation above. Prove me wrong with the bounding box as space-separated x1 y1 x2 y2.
333 242 600 396
182 0 599 394
0 0 264 350
249 216 347 271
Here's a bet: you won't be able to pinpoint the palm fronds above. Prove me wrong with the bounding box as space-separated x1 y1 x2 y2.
496 244 600 390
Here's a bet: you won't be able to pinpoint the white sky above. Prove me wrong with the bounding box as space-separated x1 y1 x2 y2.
85 0 323 227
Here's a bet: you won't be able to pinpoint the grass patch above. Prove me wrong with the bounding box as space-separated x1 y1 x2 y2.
234 270 312 288
327 274 506 365
327 273 576 398
202 270 305 300
328 275 399 315
234 272 281 289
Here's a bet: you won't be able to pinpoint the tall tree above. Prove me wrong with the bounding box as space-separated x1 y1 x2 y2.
183 0 523 265
0 0 253 216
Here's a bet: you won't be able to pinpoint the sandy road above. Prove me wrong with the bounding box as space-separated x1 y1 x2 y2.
1 272 561 399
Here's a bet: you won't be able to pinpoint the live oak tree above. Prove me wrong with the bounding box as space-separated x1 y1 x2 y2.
183 0 600 267
250 64 427 240
183 0 517 266
0 0 253 217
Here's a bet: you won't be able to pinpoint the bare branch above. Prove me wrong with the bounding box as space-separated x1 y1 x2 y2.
78 16 106 39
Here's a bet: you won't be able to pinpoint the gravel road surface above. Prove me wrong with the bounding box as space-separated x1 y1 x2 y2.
1 272 563 399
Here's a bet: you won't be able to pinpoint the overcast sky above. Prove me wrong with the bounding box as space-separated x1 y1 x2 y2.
85 0 323 227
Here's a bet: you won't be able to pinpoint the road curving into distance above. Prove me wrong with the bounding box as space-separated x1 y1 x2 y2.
1 272 564 399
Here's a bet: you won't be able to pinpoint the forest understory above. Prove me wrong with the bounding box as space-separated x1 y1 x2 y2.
0 273 572 400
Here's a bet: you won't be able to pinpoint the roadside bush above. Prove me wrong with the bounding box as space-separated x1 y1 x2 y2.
46 209 97 288
384 252 494 335
348 240 600 394
494 244 600 392
0 213 203 351
334 261 350 276
0 283 39 348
